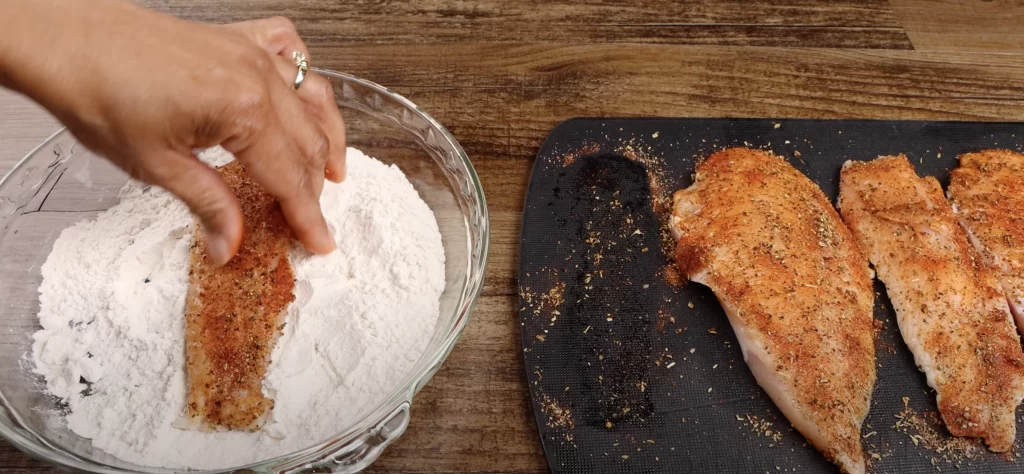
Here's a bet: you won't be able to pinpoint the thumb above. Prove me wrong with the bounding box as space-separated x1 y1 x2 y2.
146 151 243 265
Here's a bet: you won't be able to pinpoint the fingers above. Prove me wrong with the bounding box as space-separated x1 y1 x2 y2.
270 56 346 182
294 71 346 183
216 16 339 254
316 80 347 183
141 151 243 266
221 82 336 255
227 17 346 182
225 16 308 58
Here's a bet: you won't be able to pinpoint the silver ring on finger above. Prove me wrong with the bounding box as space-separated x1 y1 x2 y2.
292 51 309 90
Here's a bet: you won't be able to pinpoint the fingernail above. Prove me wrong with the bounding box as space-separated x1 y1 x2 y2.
206 230 234 266
317 227 336 254
315 217 336 254
325 162 346 183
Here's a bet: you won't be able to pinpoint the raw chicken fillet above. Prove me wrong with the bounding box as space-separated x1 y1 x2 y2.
178 162 296 431
838 155 1024 452
948 149 1024 332
670 148 876 474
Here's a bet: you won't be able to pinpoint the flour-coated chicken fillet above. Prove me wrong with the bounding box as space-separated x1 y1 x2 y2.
948 149 1024 333
838 155 1024 452
670 147 876 474
178 162 295 431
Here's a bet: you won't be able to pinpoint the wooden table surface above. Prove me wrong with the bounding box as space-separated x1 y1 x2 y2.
3 1 1024 472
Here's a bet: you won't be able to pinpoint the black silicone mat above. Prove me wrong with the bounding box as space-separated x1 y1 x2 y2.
518 118 1024 474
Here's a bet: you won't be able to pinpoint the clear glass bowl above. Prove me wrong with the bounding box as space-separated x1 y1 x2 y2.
0 70 488 473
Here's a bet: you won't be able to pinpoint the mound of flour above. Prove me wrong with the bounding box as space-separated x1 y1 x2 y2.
30 147 445 469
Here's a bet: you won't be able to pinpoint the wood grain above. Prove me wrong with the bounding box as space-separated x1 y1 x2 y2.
889 0 1024 52
3 0 1024 472
324 43 1024 214
143 0 912 49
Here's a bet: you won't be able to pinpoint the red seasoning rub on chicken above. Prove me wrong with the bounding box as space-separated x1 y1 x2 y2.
948 149 1024 332
177 161 295 431
838 155 1024 452
670 148 876 474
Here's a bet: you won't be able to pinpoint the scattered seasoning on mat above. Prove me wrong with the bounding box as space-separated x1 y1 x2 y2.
862 424 894 467
540 392 577 445
893 397 982 468
520 278 566 319
558 138 687 290
555 143 601 168
541 393 576 430
737 414 785 446
616 140 689 290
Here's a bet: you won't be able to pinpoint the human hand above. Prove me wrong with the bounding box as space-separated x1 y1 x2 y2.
0 0 345 264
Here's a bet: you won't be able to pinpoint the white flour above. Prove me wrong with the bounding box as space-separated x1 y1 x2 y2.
30 147 445 469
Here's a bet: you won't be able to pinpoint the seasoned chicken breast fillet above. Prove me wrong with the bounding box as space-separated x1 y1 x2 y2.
178 162 295 431
948 149 1024 332
670 147 876 474
838 155 1024 452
